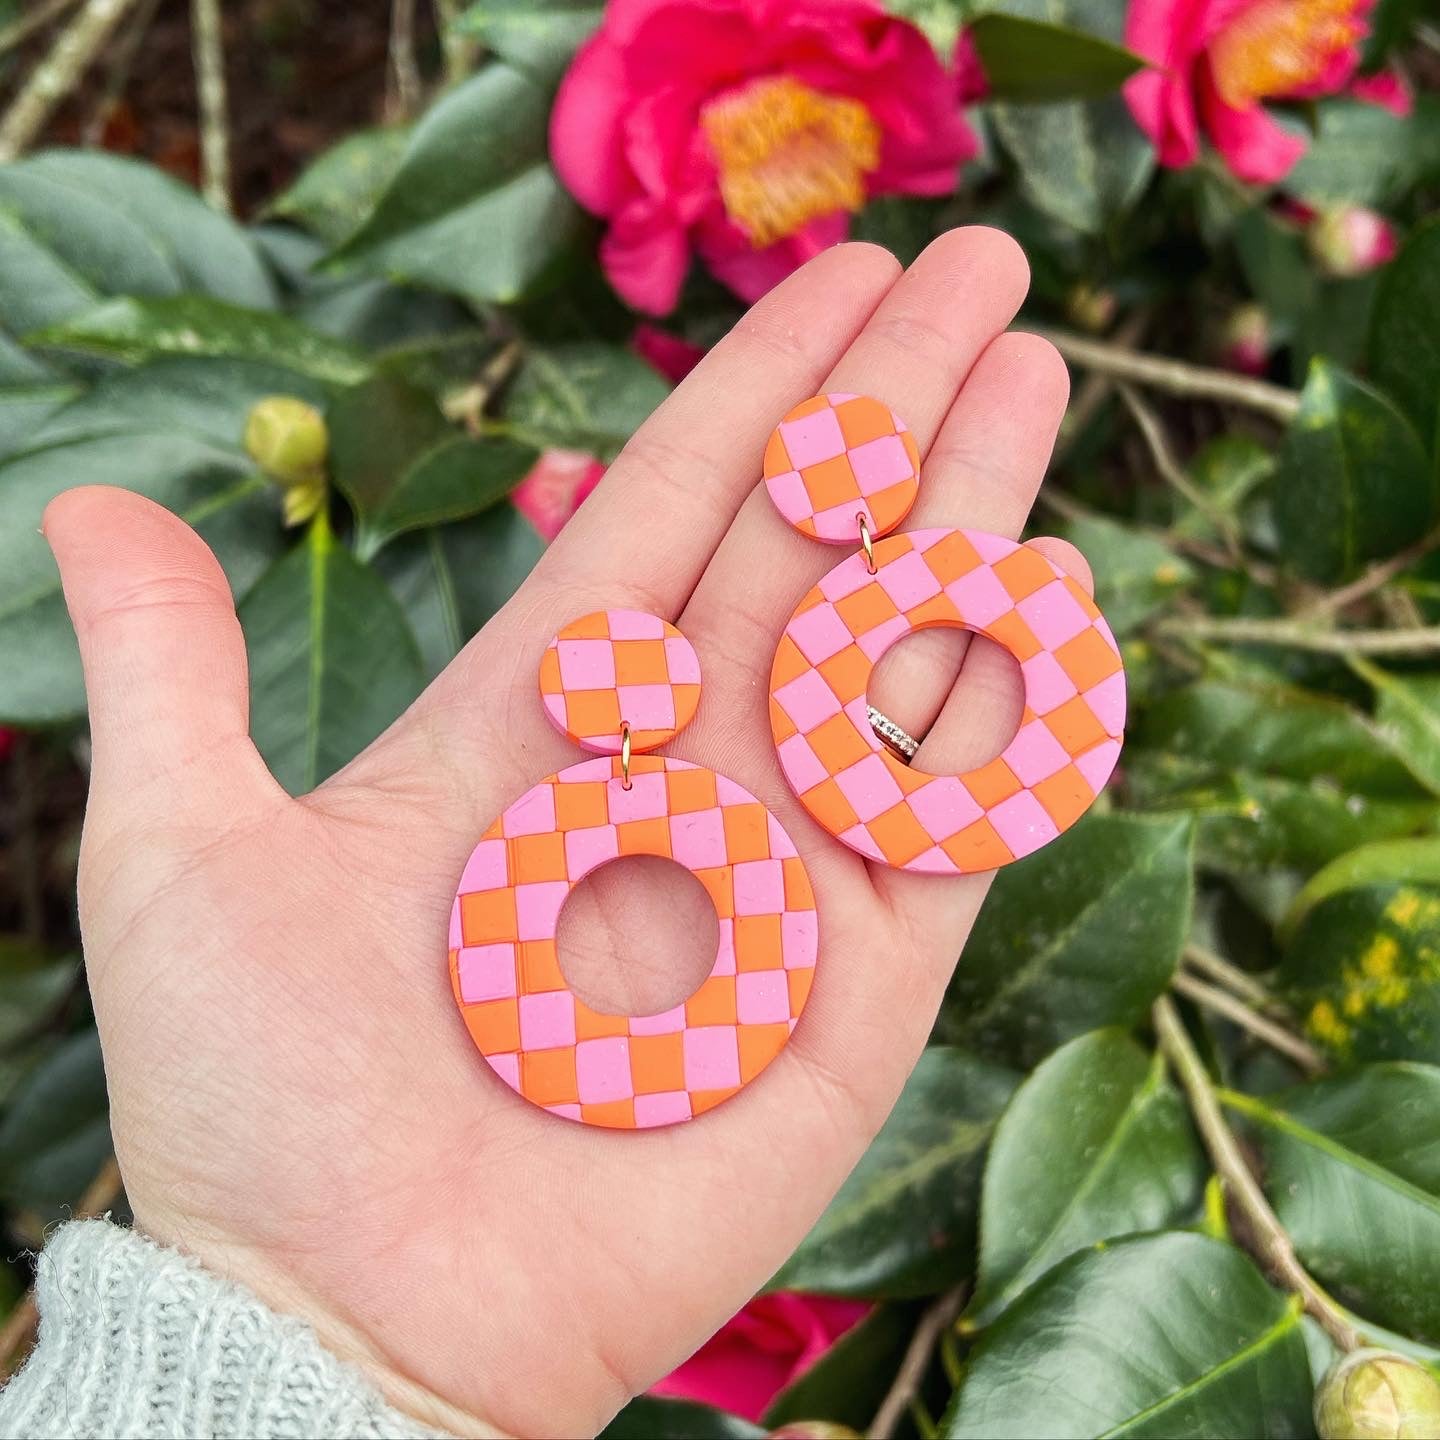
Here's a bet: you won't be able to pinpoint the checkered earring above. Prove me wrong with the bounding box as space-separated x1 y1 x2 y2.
448 610 817 1130
764 394 1126 875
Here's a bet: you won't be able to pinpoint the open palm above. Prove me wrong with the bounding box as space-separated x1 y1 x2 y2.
48 228 1085 1439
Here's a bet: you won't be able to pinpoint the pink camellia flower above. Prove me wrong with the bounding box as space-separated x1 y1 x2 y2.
954 29 990 105
1309 205 1398 275
551 0 976 314
511 449 605 541
631 323 706 383
1219 302 1271 375
1124 0 1379 184
0 728 16 763
651 1292 870 1422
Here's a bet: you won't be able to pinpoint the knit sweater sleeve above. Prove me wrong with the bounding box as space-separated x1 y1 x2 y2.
0 1220 445 1440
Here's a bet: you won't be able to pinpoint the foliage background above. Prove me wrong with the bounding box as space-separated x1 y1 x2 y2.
1 0 1439 1436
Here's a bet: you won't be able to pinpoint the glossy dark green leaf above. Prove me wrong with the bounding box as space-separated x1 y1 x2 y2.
326 64 586 305
942 1233 1313 1438
1227 1065 1440 1341
769 1047 1018 1298
453 0 603 85
1272 358 1436 583
1369 216 1440 453
1235 205 1317 338
1058 513 1193 636
1287 97 1439 208
940 813 1194 1068
374 504 543 678
598 1398 764 1440
31 295 371 385
970 1030 1204 1322
268 127 411 247
1171 434 1277 546
1352 658 1440 798
0 1028 110 1211
0 942 77 1105
968 13 1145 102
240 517 425 794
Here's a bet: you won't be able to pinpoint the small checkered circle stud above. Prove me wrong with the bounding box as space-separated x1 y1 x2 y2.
763 393 921 543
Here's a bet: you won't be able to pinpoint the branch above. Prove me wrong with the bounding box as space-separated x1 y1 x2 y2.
386 0 421 120
1037 327 1301 425
1171 971 1325 1077
0 0 137 160
1182 943 1282 1014
0 0 80 56
431 0 475 85
1158 614 1440 655
189 0 230 212
83 0 162 146
1298 526 1440 621
869 1288 964 1440
1153 997 1361 1352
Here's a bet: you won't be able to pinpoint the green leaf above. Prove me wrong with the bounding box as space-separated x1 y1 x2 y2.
940 813 1194 1068
31 295 371 385
1226 1065 1440 1341
1234 204 1317 338
942 1233 1312 1438
374 504 543 678
1273 358 1436 584
1058 512 1193 636
453 0 602 85
598 1398 764 1440
328 372 538 557
0 942 77 1105
1171 434 1277 546
970 1030 1204 1322
1369 216 1440 454
769 1047 1018 1298
967 13 1145 102
326 63 586 305
0 1028 110 1212
268 127 412 247
1286 97 1440 208
240 516 425 794
1352 657 1440 798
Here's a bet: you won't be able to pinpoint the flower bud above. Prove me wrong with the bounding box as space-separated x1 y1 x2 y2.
1064 284 1118 335
1309 207 1399 278
1314 1348 1440 1439
1219 303 1271 376
243 396 329 488
769 1425 862 1439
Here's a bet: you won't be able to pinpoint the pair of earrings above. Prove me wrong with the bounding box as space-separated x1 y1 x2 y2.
447 394 1125 1130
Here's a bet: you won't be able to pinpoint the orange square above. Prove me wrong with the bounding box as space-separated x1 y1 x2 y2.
922 530 982 584
481 816 503 841
462 997 519 1054
771 633 812 687
555 781 608 832
764 427 791 476
1044 695 1110 755
835 394 895 448
986 609 1044 662
574 1000 628 1040
803 777 859 836
613 638 668 685
691 1086 740 1116
770 696 798 744
819 645 871 705
735 914 784 971
686 975 737 1026
966 757 1022 809
801 454 860 510
723 802 771 862
941 816 1013 870
565 688 623 739
538 646 563 695
738 1022 790 1082
891 759 933 796
694 865 734 919
782 856 814 910
582 1099 635 1129
1033 764 1095 829
835 582 900 636
618 817 672 857
460 889 517 946
868 801 935 866
808 713 871 773
992 547 1058 601
672 683 701 724
907 594 961 630
448 949 463 1006
564 613 610 639
510 831 566 884
788 966 814 1014
521 1047 578 1106
666 767 718 814
518 939 566 993
1055 627 1122 689
629 1032 685 1093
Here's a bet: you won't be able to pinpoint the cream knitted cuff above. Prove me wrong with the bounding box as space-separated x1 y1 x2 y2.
0 1220 444 1440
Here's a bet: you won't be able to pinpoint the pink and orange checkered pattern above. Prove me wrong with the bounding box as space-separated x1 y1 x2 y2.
769 528 1125 874
763 393 921 543
448 755 818 1128
540 610 702 754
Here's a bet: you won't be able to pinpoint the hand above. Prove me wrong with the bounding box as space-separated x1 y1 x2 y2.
47 228 1085 1439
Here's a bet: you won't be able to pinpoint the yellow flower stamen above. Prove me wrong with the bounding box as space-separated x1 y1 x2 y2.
1209 0 1366 109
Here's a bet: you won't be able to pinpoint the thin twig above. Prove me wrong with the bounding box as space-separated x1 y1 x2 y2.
1153 997 1361 1353
870 1288 964 1440
82 0 161 146
1299 526 1440 621
1171 972 1325 1076
431 0 474 85
189 0 230 212
0 0 137 159
0 0 80 55
1157 614 1440 655
1050 311 1149 468
1182 943 1281 1013
386 0 421 120
1037 327 1301 425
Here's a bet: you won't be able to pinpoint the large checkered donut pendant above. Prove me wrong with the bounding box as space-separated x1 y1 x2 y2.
449 609 818 1129
769 528 1126 873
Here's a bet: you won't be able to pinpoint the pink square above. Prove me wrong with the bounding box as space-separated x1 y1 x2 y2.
733 859 785 915
1017 581 1091 649
971 531 1016 563
635 1091 692 1127
502 783 556 838
714 918 736 976
1021 651 1079 716
448 898 463 949
576 1036 633 1103
781 910 818 968
767 469 811 520
717 775 754 806
671 807 727 868
458 839 507 895
777 734 828 793
608 610 664 640
856 613 910 662
515 880 569 941
839 823 886 861
849 434 912 494
488 1052 520 1090
1082 669 1127 736
781 407 845 468
684 1026 740 1089
737 971 790 1024
813 499 869 540
908 776 983 839
774 669 842 731
629 1003 686 1035
608 771 667 822
766 812 798 859
877 551 942 610
835 753 905 823
546 1103 582 1120
458 943 517 1003
565 824 619 878
988 789 1061 860
664 635 701 683
618 684 675 730
946 566 1014 628
519 989 576 1049
1006 719 1072 786
818 554 874 603
1076 737 1122 793
561 756 612 782
557 638 615 689
788 603 852 665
